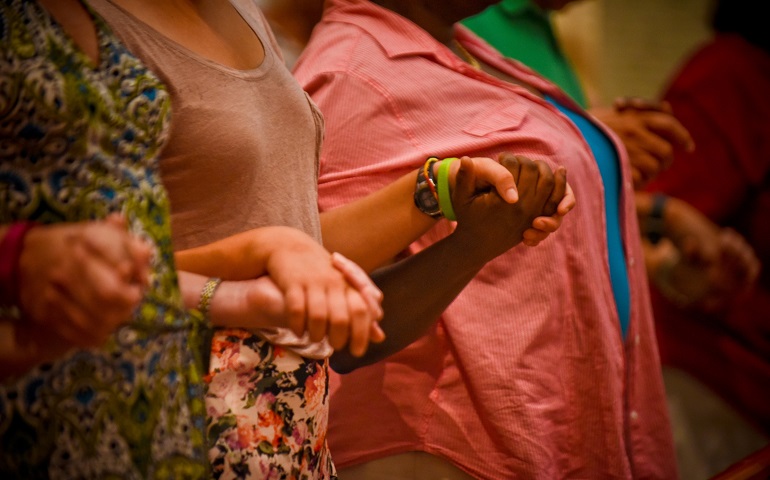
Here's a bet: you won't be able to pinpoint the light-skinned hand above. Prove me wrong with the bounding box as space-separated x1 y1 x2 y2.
261 228 383 356
15 214 151 349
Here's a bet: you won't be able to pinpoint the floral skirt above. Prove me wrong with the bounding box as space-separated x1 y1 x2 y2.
206 329 336 480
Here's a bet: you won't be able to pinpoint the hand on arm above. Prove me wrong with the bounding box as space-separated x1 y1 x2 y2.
591 98 695 189
331 155 571 373
175 226 384 357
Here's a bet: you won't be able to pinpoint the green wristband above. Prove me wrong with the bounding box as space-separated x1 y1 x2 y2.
437 157 459 221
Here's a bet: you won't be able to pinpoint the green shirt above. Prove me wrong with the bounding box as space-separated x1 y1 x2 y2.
462 0 588 107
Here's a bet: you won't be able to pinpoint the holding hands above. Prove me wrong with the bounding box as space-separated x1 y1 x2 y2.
17 214 150 348
642 195 760 312
1 214 151 377
591 97 695 189
176 226 384 357
447 153 574 258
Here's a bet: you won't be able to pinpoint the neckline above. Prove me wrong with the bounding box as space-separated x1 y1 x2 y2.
102 0 274 78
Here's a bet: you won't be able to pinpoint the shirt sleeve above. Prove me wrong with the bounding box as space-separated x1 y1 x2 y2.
302 69 428 212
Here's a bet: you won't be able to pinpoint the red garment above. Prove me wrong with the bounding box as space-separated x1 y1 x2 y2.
294 1 677 478
647 33 770 433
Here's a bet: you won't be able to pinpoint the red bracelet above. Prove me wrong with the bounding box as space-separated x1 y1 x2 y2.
0 221 39 314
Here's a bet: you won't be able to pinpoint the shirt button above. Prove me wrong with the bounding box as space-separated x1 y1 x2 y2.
630 410 639 421
625 181 633 190
628 257 635 267
635 334 640 346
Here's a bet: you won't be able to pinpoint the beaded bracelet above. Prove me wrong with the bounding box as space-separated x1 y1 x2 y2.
0 221 39 321
437 157 459 221
197 277 222 322
423 157 440 201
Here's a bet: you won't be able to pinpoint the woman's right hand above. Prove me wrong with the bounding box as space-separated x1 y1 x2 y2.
15 214 151 349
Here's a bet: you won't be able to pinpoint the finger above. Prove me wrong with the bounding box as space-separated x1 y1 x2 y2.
469 157 518 203
557 183 576 215
80 223 136 276
533 160 555 208
498 153 522 187
628 126 676 171
514 157 539 200
530 216 562 232
452 156 478 217
345 289 371 357
125 235 153 287
645 113 695 154
522 228 550 244
541 166 566 216
629 151 665 185
331 252 383 319
284 285 307 337
721 229 760 283
45 286 110 347
305 286 329 343
369 321 386 344
325 286 350 351
64 243 144 322
104 213 127 229
614 97 669 113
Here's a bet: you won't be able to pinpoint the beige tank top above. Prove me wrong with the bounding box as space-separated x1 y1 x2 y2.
89 0 331 358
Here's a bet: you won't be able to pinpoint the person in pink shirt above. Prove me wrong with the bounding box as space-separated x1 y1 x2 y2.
293 0 677 478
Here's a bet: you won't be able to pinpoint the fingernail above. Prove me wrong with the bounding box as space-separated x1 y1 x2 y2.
506 188 518 203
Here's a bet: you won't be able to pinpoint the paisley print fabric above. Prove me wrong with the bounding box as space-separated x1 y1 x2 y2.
0 1 210 478
207 329 336 480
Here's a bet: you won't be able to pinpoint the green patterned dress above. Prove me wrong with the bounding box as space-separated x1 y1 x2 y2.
0 1 210 478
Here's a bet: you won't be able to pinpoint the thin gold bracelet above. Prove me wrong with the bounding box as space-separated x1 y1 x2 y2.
197 277 222 321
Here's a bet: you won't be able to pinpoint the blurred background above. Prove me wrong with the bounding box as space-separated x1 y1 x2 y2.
553 0 711 106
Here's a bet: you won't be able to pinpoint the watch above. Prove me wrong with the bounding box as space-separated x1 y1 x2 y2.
413 158 442 218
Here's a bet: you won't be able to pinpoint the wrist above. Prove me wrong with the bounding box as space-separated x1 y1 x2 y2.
197 277 222 323
413 157 443 219
644 194 668 244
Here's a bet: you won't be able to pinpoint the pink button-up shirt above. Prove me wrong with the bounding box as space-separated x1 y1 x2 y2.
294 1 677 478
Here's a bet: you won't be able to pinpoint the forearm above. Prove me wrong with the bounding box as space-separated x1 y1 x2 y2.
175 226 311 281
320 170 438 272
178 271 288 331
330 230 487 373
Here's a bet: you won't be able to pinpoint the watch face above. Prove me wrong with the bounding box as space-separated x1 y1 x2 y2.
418 187 440 211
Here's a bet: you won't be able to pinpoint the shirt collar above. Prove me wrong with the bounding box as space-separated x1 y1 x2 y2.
323 0 454 62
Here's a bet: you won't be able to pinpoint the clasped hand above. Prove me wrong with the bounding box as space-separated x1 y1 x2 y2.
2 214 151 372
449 153 575 260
